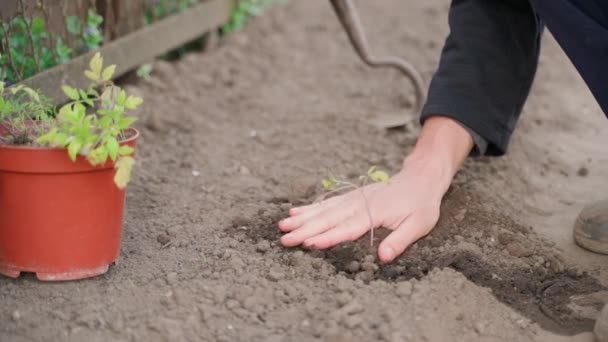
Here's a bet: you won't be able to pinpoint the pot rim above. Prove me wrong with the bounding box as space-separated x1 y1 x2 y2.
0 127 139 151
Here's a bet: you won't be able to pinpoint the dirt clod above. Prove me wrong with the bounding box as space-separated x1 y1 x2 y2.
396 281 413 298
267 268 284 282
346 261 360 273
255 240 271 253
506 242 534 258
157 233 171 245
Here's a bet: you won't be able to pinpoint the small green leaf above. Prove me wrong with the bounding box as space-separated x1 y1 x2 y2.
66 16 81 34
321 179 334 191
87 146 108 165
62 85 79 100
23 87 40 102
136 63 153 80
87 88 99 97
124 96 143 109
73 102 86 121
369 169 390 183
68 138 83 161
117 116 137 129
98 116 112 128
107 136 119 161
36 128 58 145
89 52 103 75
52 132 68 146
85 70 99 81
102 64 116 81
114 156 135 189
119 145 134 156
117 89 126 105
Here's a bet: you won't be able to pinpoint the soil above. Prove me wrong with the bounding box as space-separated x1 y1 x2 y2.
1 0 608 341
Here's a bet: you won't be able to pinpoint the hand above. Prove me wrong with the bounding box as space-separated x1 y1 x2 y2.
277 116 474 263
278 159 445 263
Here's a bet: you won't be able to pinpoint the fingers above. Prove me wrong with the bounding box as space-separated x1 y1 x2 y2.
378 216 430 263
288 195 343 216
280 203 355 247
302 212 372 249
279 196 344 233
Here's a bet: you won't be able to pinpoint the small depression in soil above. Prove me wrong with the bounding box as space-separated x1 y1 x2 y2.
238 191 606 335
322 235 603 335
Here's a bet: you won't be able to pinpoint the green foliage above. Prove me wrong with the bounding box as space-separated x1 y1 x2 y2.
144 0 200 25
64 9 104 55
136 63 153 81
1 53 141 189
0 82 55 122
1 10 104 85
223 0 278 33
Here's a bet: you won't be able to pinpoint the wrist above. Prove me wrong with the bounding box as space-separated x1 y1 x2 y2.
401 116 474 194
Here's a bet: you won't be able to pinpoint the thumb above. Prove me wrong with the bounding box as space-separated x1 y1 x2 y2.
378 216 430 263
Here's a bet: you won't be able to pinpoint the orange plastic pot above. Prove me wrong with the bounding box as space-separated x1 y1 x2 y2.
0 127 138 281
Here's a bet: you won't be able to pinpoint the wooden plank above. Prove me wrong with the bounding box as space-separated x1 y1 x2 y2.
10 0 235 103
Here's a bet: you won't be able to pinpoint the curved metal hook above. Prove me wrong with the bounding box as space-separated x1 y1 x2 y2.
329 0 426 122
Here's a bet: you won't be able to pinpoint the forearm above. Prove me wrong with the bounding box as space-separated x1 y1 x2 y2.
401 116 473 195
421 0 541 155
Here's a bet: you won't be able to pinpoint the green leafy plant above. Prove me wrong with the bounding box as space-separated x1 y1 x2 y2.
66 9 104 54
223 0 277 33
0 82 55 145
320 166 390 246
144 0 200 25
1 53 141 189
136 63 153 81
1 9 103 85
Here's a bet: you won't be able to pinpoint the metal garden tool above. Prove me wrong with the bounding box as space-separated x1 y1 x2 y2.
329 0 426 128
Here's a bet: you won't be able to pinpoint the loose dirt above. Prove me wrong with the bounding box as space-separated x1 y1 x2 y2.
1 1 607 341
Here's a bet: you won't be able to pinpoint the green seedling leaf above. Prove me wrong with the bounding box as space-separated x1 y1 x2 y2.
114 156 135 189
117 89 126 105
89 52 103 75
87 146 108 165
117 116 137 129
62 85 79 100
136 63 153 80
23 87 40 102
102 65 116 81
85 70 99 81
119 145 134 156
321 178 334 191
52 132 68 146
73 102 86 121
36 128 58 145
124 96 143 110
106 136 119 161
368 167 389 183
68 138 83 161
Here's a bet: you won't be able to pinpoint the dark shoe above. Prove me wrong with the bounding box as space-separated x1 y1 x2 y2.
574 199 608 254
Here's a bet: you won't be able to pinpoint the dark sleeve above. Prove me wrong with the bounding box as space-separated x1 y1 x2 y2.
421 0 542 156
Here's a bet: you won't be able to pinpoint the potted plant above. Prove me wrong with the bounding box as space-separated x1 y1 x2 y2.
0 53 142 281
